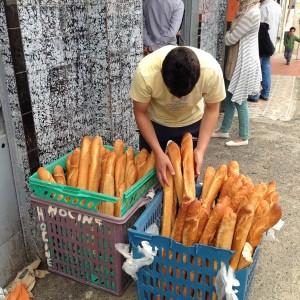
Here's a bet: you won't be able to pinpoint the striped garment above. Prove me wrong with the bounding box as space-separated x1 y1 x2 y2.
225 5 262 104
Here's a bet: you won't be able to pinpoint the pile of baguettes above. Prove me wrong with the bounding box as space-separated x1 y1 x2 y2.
37 136 155 217
161 132 282 271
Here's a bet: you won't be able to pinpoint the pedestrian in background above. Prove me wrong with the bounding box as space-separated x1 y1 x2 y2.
284 27 300 65
213 0 261 147
143 0 184 55
248 0 281 102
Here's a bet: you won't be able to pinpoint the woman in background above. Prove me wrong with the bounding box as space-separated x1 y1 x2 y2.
213 0 261 146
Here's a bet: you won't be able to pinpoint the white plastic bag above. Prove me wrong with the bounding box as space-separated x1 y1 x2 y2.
215 263 240 300
115 241 158 280
0 287 8 300
265 219 285 241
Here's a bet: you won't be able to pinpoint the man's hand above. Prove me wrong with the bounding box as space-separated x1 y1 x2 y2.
194 148 204 177
155 151 175 186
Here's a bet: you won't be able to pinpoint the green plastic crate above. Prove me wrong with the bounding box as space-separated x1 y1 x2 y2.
29 146 157 216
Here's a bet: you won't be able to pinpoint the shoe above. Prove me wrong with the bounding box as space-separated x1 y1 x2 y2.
225 140 248 147
247 98 259 103
259 95 269 101
212 131 229 138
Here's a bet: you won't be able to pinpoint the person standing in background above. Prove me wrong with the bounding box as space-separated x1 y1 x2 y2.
284 27 300 65
248 0 281 102
143 0 184 55
213 0 261 147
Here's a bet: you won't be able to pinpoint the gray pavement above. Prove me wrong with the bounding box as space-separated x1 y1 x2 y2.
31 76 300 299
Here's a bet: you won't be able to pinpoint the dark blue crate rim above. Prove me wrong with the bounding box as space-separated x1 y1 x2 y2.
128 184 261 300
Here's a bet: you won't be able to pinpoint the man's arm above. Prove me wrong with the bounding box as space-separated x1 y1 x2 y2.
194 102 220 176
133 101 175 185
161 0 184 43
284 32 288 47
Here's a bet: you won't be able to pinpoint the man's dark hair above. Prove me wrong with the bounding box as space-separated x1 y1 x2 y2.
162 47 200 97
290 27 296 32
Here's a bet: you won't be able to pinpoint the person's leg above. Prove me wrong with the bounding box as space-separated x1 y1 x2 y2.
235 100 249 140
286 49 292 64
260 56 271 99
284 48 288 63
219 92 236 134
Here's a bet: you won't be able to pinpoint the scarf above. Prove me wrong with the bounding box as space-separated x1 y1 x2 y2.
237 0 260 16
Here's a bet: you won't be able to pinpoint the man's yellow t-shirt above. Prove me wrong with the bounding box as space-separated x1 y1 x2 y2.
129 45 226 127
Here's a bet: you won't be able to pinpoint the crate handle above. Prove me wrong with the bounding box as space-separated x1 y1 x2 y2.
48 185 117 203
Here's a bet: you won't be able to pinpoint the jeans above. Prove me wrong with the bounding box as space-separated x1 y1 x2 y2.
220 81 249 140
284 48 293 63
248 56 271 100
139 120 201 151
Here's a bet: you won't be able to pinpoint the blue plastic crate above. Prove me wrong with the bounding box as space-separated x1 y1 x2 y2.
128 185 259 300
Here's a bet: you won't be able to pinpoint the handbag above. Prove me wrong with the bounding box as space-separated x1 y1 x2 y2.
225 42 239 81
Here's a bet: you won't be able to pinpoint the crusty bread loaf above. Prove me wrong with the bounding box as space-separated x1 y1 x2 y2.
220 174 238 198
199 202 227 245
172 188 177 228
265 191 280 206
77 136 92 189
135 149 149 179
53 165 66 185
247 202 282 248
37 167 56 183
267 180 276 195
171 197 193 243
87 136 102 192
255 199 270 217
182 200 202 246
227 160 239 177
101 152 117 215
99 152 109 192
125 160 138 190
140 151 156 178
196 203 211 242
67 148 80 187
230 204 255 270
227 175 244 198
161 171 174 237
114 139 124 159
230 185 250 212
115 182 125 217
181 133 195 200
215 207 237 249
202 164 227 208
115 153 126 194
201 166 215 200
66 154 72 175
167 141 183 205
126 146 134 162
245 184 267 210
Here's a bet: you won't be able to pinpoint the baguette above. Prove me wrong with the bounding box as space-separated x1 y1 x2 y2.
220 174 238 198
115 153 126 194
101 152 117 215
167 141 183 205
126 146 134 162
227 175 244 198
77 136 92 189
114 139 124 158
66 154 72 175
196 203 211 242
135 149 149 179
99 152 109 192
199 202 227 245
37 167 56 183
53 165 66 185
201 166 215 200
265 191 280 206
125 160 138 190
246 184 267 210
171 197 194 243
115 182 125 217
202 164 227 208
181 133 195 200
230 204 255 270
67 148 81 187
161 171 174 237
247 202 282 248
267 180 276 195
140 151 155 178
182 200 202 246
87 136 102 192
215 207 237 249
227 160 239 177
230 185 250 212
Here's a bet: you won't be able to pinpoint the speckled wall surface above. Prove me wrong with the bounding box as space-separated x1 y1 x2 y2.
1 0 142 259
199 0 227 66
17 0 141 165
